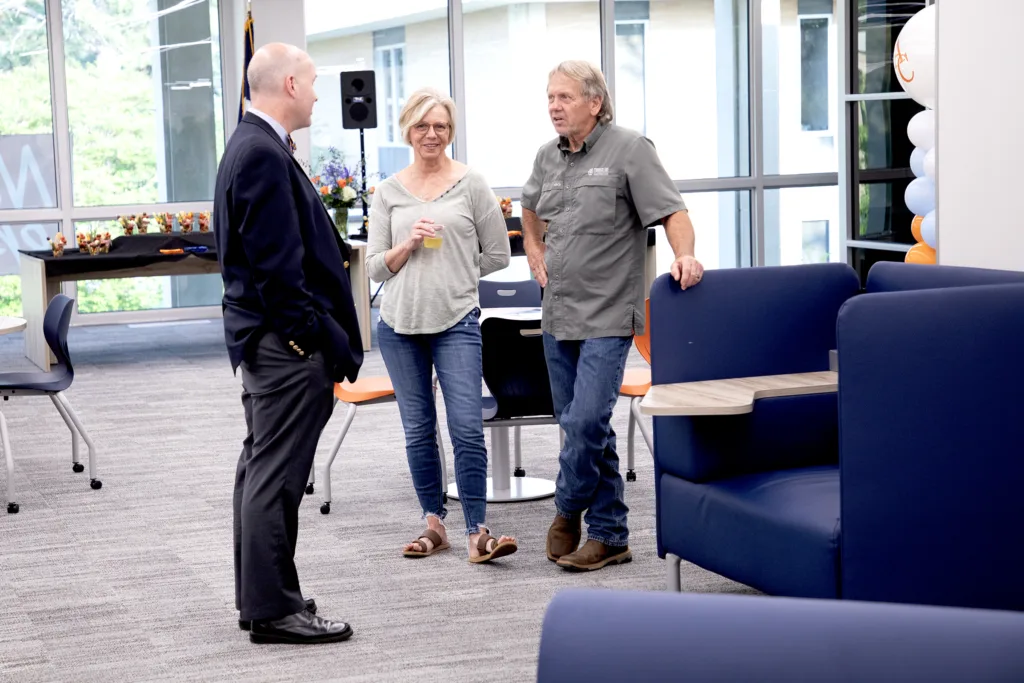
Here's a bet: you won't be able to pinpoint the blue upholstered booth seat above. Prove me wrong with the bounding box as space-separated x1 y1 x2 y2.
661 465 840 598
538 590 1024 683
651 262 1024 610
650 263 857 598
866 261 1024 293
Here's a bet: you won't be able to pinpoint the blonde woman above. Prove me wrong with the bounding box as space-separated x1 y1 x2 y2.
366 87 517 564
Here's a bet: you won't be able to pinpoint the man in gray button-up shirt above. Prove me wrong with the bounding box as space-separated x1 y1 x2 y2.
522 60 704 572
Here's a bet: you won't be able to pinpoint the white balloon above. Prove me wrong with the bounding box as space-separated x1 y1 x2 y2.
923 148 936 180
907 110 935 151
921 210 937 249
910 147 926 178
893 5 937 109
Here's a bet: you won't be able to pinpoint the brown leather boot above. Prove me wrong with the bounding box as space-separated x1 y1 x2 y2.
555 539 632 571
546 513 582 562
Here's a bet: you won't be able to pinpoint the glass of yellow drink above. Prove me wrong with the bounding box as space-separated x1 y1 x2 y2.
423 224 444 249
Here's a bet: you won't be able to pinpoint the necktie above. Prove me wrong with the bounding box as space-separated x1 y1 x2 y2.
286 134 296 154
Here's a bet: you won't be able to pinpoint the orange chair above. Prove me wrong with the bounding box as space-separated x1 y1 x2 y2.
309 375 446 514
619 299 653 482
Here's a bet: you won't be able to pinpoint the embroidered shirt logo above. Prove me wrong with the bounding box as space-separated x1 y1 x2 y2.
588 167 610 176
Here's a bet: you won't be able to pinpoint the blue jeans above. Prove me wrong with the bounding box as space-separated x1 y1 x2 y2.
543 333 633 547
378 309 488 535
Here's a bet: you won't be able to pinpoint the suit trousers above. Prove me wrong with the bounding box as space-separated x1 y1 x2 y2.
233 332 334 621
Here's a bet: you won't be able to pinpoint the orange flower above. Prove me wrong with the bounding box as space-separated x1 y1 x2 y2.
320 186 329 195
337 178 346 187
313 176 320 183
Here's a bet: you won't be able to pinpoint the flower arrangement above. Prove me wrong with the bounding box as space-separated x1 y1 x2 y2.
48 232 67 257
176 211 194 234
198 211 211 233
310 148 363 211
137 212 150 234
155 213 174 233
117 214 137 236
497 196 513 219
308 147 378 238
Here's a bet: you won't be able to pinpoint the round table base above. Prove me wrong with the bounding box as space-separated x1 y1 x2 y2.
447 476 556 503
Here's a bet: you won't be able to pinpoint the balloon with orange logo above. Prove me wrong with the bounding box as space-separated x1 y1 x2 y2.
905 243 936 265
911 215 924 243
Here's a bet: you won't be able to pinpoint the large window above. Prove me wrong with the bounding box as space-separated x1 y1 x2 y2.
762 0 837 175
462 0 602 188
855 0 927 94
613 0 749 181
0 1 58 211
765 185 840 265
614 3 648 136
664 191 751 272
292 0 850 283
305 3 450 195
0 1 224 321
843 0 928 271
63 0 225 207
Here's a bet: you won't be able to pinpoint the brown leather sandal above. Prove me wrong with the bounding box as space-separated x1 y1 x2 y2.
403 529 451 558
469 532 518 564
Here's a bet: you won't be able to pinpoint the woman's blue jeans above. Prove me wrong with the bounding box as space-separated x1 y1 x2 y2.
378 309 488 535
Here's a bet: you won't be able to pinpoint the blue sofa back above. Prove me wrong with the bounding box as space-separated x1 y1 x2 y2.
538 590 1024 682
838 284 1024 610
650 263 859 383
650 263 859 482
866 261 1024 293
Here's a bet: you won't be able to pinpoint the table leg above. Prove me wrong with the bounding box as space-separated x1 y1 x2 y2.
447 425 555 503
349 250 371 352
20 257 58 371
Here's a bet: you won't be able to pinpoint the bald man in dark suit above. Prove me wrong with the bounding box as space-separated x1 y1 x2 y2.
214 42 362 645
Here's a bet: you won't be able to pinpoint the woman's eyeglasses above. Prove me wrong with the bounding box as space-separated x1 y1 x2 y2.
413 123 450 135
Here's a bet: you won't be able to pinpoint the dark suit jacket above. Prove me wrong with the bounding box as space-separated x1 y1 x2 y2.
213 113 363 383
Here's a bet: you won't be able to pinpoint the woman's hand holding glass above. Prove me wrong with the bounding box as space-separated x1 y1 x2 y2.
406 218 438 251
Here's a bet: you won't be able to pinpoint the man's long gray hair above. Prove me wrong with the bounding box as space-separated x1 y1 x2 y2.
549 60 614 124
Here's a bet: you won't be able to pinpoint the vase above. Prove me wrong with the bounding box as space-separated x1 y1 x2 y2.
334 207 349 238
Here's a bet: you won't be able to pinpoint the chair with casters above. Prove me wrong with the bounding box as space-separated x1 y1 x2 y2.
311 376 447 514
477 279 544 479
619 298 653 482
0 294 100 514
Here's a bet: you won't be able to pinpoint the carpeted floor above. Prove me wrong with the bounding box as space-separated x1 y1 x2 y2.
0 314 752 683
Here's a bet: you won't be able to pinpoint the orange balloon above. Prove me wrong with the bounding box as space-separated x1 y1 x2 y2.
911 215 924 243
905 242 936 264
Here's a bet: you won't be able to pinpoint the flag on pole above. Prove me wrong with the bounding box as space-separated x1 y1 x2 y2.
238 3 255 123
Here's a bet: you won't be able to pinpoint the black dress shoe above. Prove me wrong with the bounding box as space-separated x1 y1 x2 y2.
238 598 316 631
249 609 353 645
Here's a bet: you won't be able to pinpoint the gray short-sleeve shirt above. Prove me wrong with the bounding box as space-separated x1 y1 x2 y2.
521 123 685 340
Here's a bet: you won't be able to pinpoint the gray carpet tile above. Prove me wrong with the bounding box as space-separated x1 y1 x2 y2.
0 314 753 683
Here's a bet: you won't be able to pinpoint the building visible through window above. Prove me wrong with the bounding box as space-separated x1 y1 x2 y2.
802 219 830 263
800 16 830 132
374 26 408 177
614 1 649 136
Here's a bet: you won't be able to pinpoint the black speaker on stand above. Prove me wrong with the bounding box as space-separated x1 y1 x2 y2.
341 70 377 241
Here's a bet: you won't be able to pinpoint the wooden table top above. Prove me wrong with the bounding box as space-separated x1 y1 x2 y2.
0 317 27 336
640 371 838 416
